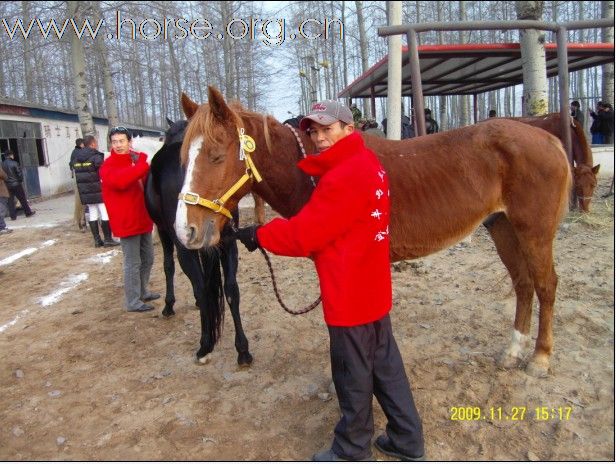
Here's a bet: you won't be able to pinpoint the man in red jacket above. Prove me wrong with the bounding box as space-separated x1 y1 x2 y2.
100 127 159 312
236 101 425 461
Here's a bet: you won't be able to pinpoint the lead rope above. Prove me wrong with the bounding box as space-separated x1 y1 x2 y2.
259 248 321 315
284 123 316 188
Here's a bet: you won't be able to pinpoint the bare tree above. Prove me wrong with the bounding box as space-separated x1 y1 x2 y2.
602 0 614 104
516 1 548 116
68 1 95 135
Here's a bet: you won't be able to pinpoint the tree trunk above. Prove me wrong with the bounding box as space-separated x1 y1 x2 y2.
68 1 95 136
602 1 615 104
355 1 370 116
458 1 470 125
516 1 548 116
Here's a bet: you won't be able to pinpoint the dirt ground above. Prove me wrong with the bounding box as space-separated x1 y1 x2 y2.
0 177 614 461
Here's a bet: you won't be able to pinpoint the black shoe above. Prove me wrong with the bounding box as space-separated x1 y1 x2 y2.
25 211 36 217
127 303 154 312
103 239 120 247
94 239 105 248
142 292 161 302
374 435 425 461
312 448 372 462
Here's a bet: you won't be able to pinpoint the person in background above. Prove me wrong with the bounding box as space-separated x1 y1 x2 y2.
1 150 35 220
235 100 425 462
73 135 119 248
589 101 605 145
362 119 386 138
69 138 86 231
350 103 362 125
570 100 584 128
600 102 614 145
424 108 439 134
488 109 497 118
0 164 12 234
100 127 159 313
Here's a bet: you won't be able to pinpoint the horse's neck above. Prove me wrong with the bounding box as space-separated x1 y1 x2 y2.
248 117 315 218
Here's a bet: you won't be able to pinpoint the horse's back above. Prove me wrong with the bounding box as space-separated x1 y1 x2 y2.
362 120 571 260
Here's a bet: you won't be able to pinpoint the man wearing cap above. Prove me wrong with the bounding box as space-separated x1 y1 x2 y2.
235 101 425 461
100 127 159 313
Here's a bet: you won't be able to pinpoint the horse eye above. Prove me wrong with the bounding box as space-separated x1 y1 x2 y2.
209 152 225 164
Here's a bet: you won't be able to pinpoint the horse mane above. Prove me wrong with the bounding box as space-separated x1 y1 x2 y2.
570 118 593 166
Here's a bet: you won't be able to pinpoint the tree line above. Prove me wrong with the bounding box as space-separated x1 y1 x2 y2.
0 1 612 135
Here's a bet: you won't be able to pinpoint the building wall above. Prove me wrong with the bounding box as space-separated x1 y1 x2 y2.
0 114 108 198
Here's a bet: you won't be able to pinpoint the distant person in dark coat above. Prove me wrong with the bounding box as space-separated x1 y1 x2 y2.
0 165 12 234
589 101 605 144
69 138 84 172
570 100 584 128
1 150 35 220
73 135 119 248
424 108 439 134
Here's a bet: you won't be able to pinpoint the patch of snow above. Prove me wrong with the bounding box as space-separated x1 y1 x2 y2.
39 273 89 307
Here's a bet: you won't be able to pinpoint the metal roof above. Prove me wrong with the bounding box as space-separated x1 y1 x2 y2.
338 42 615 98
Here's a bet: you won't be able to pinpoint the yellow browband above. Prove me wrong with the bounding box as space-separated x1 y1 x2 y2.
178 133 262 219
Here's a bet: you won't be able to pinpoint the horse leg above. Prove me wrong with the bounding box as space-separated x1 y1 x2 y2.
253 193 266 225
484 214 534 369
158 230 176 317
511 233 558 378
220 237 253 367
176 247 222 363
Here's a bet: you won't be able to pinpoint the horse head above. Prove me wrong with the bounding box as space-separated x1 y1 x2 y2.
573 164 600 212
175 87 259 249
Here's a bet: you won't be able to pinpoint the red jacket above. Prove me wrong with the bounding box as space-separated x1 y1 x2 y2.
257 131 392 327
100 150 153 238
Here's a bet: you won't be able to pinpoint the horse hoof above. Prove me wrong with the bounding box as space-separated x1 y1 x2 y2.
195 353 212 365
525 356 549 378
237 352 253 368
162 309 175 318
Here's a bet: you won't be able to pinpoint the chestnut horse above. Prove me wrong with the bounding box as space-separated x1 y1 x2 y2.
144 118 252 366
505 114 600 212
175 87 572 377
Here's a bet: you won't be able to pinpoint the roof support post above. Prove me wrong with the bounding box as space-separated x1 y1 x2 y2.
370 86 376 118
557 26 574 210
473 93 478 123
407 29 426 136
386 1 402 140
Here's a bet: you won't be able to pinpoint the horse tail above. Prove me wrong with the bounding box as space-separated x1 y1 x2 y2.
199 247 225 347
549 135 574 224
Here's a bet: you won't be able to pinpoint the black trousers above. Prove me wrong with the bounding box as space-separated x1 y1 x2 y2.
328 314 424 460
7 184 32 219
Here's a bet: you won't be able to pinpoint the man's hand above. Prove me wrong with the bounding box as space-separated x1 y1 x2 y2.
235 225 260 252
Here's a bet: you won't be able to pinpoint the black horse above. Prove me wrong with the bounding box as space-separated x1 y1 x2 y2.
144 119 252 366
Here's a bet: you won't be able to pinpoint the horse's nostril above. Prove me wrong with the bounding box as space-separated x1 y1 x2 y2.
188 225 197 243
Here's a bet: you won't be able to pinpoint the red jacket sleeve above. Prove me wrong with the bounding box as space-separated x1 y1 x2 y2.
101 154 149 190
257 169 367 257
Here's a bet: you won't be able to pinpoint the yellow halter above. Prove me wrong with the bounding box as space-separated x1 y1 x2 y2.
178 128 262 219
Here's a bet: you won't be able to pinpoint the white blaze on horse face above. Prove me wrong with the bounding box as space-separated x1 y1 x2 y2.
504 329 530 359
175 136 203 246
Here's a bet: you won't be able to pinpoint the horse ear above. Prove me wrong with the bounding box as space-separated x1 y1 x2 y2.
207 86 233 122
181 92 199 119
592 164 601 175
166 116 174 127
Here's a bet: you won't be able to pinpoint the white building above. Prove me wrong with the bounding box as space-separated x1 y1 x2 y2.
0 98 162 199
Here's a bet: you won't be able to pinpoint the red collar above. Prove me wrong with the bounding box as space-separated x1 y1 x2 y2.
298 131 364 176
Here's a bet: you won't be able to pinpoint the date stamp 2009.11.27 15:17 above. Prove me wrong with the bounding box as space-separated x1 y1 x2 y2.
449 406 573 422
